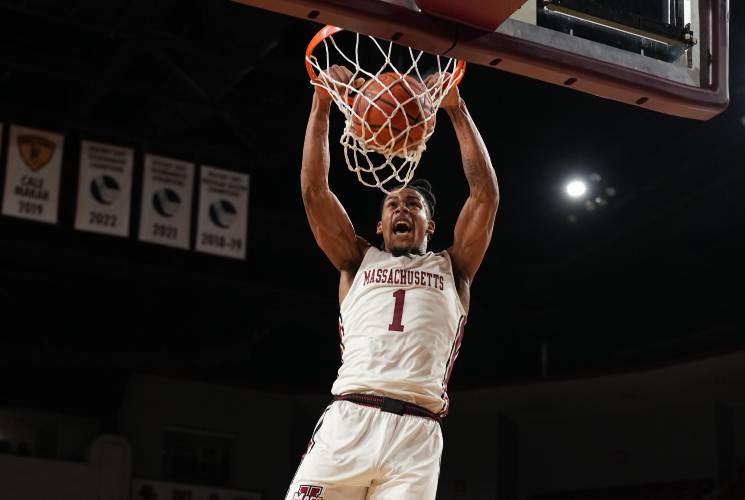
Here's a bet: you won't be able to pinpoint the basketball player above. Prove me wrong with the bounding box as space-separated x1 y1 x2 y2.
287 65 498 500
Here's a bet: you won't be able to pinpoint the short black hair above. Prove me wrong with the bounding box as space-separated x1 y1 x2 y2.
379 178 436 219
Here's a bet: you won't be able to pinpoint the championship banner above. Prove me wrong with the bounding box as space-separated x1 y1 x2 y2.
2 125 64 224
195 166 249 260
74 140 134 237
138 154 195 250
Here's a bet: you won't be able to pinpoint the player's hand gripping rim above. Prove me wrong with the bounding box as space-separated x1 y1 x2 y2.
312 64 366 104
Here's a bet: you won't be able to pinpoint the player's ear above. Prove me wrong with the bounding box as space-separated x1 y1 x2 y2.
376 221 383 235
426 219 435 236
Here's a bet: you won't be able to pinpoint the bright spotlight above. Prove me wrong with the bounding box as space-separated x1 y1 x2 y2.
566 180 587 198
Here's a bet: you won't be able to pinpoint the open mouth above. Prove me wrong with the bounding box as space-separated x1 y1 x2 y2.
393 220 412 235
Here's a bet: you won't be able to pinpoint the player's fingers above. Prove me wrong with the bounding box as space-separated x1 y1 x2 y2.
425 72 441 88
322 66 336 82
329 65 350 83
341 71 355 86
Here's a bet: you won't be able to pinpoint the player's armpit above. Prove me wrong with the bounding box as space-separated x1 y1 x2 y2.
302 187 368 271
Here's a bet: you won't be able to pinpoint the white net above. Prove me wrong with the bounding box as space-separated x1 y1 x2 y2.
306 27 464 193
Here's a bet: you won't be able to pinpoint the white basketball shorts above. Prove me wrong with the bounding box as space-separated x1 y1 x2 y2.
285 399 443 500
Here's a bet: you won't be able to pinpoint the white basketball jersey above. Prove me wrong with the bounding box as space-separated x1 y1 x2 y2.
331 246 467 415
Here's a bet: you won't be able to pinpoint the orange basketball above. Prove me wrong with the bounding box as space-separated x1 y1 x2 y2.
352 73 435 155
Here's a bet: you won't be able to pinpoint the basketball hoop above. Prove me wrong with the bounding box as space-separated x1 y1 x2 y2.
306 25 466 193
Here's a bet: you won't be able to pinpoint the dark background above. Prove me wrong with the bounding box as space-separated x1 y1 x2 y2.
0 0 742 418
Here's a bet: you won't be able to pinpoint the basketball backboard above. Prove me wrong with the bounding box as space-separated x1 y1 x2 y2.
231 0 729 120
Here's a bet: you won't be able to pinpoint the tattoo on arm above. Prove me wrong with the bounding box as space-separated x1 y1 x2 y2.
446 101 498 199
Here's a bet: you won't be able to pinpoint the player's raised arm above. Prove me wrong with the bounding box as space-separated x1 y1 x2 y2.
440 85 499 285
301 65 368 272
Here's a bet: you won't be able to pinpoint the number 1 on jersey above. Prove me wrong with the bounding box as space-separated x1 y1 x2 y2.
388 289 406 332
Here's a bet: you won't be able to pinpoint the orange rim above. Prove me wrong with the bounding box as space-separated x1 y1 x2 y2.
305 25 344 80
305 25 467 85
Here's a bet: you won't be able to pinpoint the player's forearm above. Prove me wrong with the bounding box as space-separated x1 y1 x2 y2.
301 93 333 194
445 99 499 202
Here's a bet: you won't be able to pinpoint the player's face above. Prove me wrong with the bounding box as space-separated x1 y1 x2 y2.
377 188 434 254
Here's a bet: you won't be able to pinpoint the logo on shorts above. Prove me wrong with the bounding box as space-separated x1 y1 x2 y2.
293 485 323 500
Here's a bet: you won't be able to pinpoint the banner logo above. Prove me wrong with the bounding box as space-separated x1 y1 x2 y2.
18 134 56 172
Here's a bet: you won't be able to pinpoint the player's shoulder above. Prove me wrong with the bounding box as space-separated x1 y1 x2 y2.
433 248 453 262
414 249 456 273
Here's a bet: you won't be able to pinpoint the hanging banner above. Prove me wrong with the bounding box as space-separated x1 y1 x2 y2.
74 140 134 237
138 154 195 250
195 166 249 260
2 125 64 224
